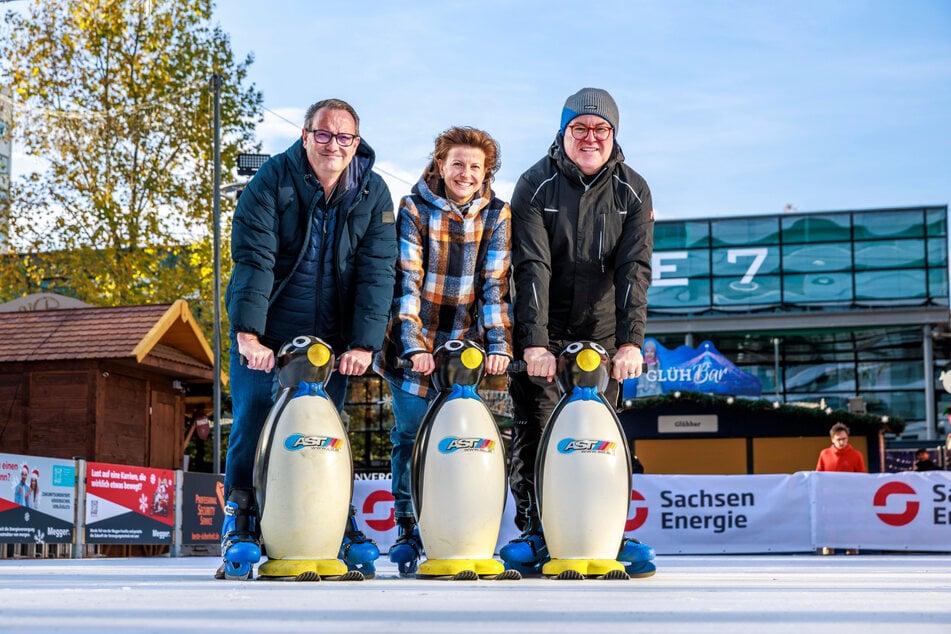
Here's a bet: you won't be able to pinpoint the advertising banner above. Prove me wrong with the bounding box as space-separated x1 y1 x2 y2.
624 338 762 400
623 473 813 554
85 462 175 545
0 452 76 544
811 471 951 550
181 472 224 545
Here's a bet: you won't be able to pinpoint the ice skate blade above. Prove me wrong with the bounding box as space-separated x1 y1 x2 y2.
625 561 657 579
258 558 353 580
542 558 626 579
216 560 255 581
416 558 505 580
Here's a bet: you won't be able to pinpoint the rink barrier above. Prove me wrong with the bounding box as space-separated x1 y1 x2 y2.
1 451 950 557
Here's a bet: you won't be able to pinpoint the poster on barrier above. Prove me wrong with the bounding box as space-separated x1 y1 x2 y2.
812 471 951 551
623 473 814 554
0 452 76 544
181 472 224 545
85 462 175 545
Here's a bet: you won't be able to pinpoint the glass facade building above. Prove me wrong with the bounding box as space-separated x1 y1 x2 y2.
645 206 950 439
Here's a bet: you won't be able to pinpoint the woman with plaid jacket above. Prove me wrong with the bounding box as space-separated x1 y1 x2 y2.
373 126 512 576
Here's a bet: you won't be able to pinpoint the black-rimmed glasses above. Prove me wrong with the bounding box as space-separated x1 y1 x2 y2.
307 129 359 147
568 124 613 141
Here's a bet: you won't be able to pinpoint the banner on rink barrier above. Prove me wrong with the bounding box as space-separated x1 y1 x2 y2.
85 462 176 544
353 472 951 555
2 456 948 554
811 471 951 550
0 452 76 544
181 472 225 545
623 473 813 554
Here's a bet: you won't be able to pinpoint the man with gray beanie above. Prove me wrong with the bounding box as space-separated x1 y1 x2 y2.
502 87 656 578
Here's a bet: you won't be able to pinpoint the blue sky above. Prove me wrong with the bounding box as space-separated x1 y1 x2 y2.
211 0 951 220
8 1 951 221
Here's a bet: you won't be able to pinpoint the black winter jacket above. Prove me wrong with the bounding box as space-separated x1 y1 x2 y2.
511 135 653 352
226 138 397 352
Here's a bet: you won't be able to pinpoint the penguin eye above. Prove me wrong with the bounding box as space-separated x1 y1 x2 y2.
445 340 464 351
565 342 583 353
591 343 607 354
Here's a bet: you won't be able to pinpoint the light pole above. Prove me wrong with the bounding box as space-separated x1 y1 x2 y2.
211 73 223 474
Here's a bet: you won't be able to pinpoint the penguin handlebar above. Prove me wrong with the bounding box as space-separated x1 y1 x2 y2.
239 354 341 369
390 357 642 375
392 357 415 370
506 360 647 375
506 360 527 374
392 355 524 373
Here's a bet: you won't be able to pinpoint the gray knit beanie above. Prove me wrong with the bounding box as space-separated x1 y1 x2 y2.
560 87 619 136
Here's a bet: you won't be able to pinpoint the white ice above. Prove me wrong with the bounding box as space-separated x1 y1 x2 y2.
2 555 950 633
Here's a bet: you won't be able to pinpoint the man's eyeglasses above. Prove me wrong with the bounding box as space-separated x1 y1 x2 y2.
568 124 613 141
307 129 359 147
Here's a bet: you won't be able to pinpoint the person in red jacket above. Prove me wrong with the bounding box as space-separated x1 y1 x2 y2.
816 422 865 555
816 423 866 472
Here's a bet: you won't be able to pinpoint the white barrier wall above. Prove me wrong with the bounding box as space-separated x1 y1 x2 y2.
810 471 951 551
353 471 951 555
3 452 949 556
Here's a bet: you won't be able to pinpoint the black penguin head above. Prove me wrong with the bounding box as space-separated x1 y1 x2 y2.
556 341 610 393
431 339 485 392
275 336 335 388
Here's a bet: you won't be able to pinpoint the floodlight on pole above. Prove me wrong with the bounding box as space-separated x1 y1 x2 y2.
237 153 270 176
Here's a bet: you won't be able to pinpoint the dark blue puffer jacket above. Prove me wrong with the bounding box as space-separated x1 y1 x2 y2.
225 137 397 353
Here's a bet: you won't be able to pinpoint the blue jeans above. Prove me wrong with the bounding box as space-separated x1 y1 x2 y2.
388 384 434 520
224 335 348 495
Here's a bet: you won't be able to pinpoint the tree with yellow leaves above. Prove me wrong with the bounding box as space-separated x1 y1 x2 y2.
0 0 261 332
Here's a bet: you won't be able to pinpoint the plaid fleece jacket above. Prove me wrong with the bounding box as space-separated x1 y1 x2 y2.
373 167 513 398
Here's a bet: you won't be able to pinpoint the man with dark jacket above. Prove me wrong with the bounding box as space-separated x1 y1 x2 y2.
218 98 397 580
501 88 656 577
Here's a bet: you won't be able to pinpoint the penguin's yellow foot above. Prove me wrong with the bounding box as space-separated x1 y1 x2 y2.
542 558 628 580
416 558 505 580
258 558 360 581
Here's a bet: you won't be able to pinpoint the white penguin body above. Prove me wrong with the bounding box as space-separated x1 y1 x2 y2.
408 339 511 577
256 392 352 560
536 342 632 562
253 336 353 564
537 397 630 559
413 390 506 559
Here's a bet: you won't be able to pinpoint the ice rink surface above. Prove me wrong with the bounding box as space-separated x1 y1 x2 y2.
2 554 950 633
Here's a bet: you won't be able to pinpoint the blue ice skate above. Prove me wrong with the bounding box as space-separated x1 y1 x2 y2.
339 506 379 579
389 520 424 577
618 537 656 578
499 529 549 576
216 488 261 581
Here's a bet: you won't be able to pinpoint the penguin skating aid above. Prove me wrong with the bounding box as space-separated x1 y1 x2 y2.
252 336 370 581
536 342 633 580
408 340 520 580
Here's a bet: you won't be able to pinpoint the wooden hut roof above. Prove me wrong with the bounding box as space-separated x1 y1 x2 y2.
0 299 217 380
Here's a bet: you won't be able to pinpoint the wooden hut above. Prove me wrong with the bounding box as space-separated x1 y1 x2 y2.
0 300 216 469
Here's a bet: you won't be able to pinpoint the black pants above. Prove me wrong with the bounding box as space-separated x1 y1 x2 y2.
507 341 619 533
